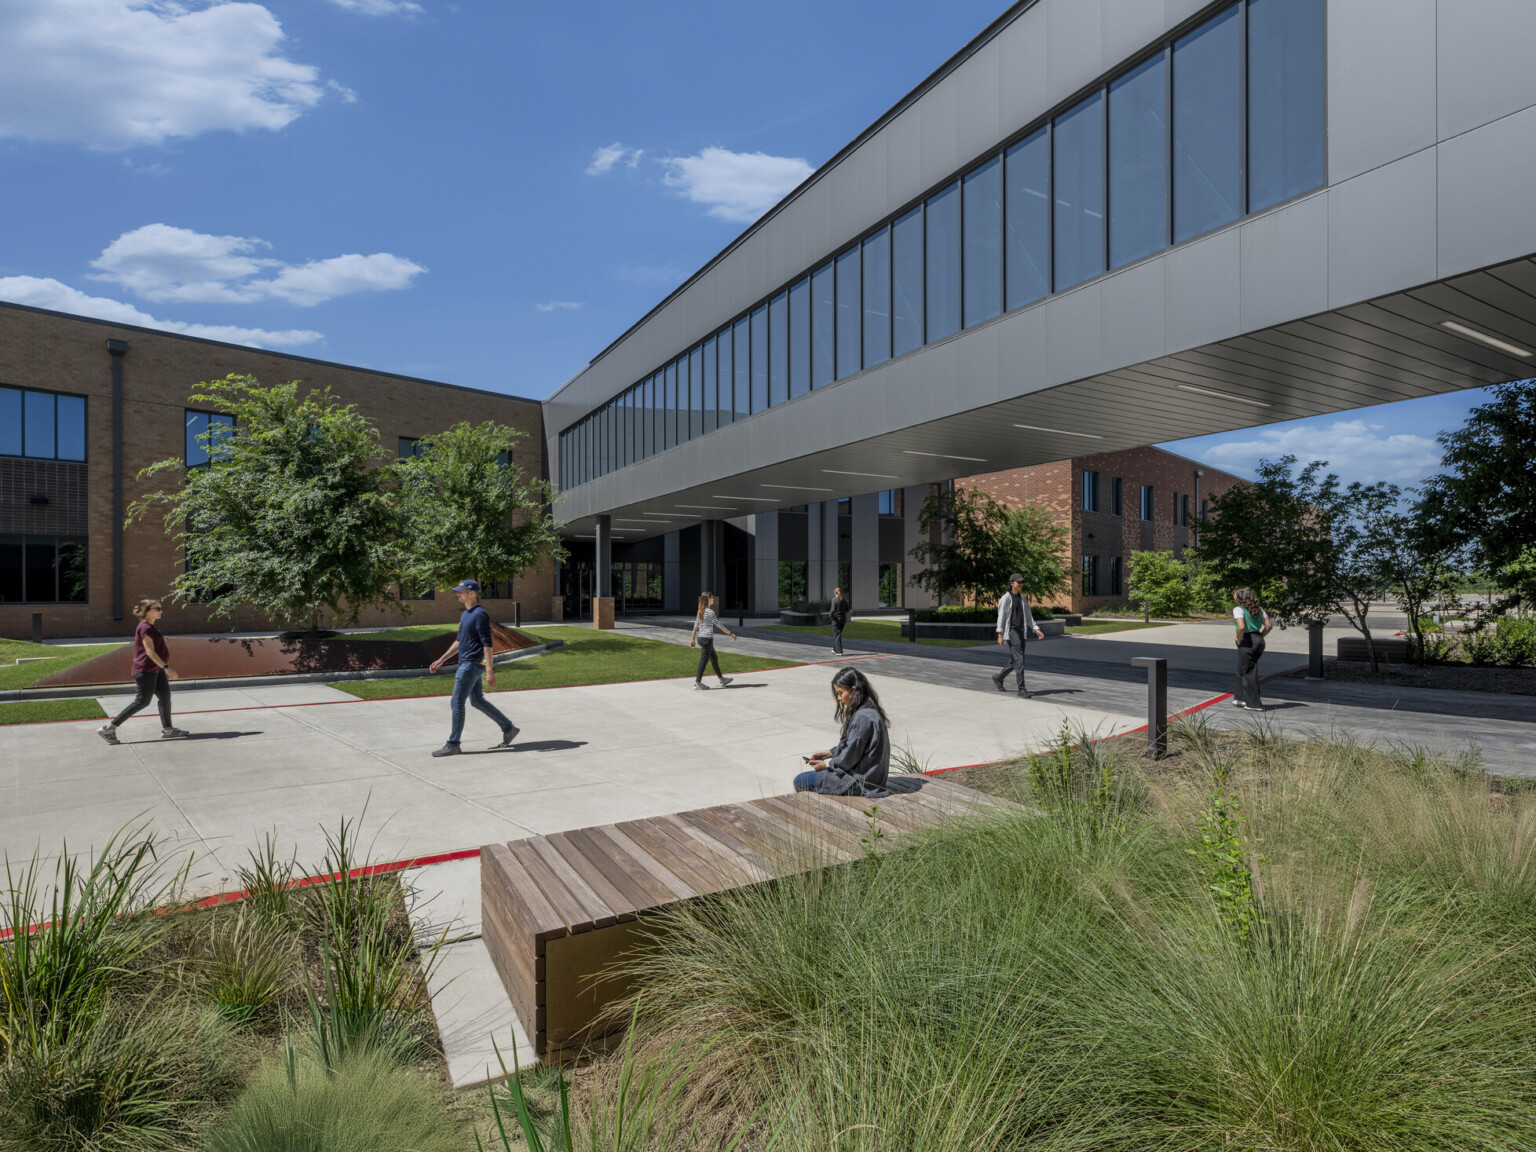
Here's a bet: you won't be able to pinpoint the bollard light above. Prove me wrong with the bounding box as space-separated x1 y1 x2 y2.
1130 656 1168 759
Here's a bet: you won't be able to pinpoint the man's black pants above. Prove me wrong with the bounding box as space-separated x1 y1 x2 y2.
993 628 1029 694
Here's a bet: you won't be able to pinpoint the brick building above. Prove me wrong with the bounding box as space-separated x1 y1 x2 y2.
965 446 1244 614
0 302 550 639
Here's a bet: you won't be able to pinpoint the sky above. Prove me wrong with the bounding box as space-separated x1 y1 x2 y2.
0 0 1508 494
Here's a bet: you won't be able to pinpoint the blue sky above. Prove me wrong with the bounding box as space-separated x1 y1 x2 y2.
0 0 1501 493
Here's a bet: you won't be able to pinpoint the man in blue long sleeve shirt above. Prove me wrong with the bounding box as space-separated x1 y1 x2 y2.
429 579 518 757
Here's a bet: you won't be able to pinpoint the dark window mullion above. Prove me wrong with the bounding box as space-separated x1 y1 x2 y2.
1239 0 1250 214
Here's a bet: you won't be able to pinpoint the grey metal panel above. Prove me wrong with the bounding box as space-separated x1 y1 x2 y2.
1099 259 1166 368
1327 148 1437 309
1435 0 1536 141
1436 106 1536 283
1044 283 1106 385
997 297 1051 398
995 4 1052 139
1046 0 1104 107
850 493 880 607
1164 0 1211 28
1238 191 1330 333
1326 0 1436 184
1163 228 1242 353
1102 0 1167 74
951 41 1002 170
920 75 963 188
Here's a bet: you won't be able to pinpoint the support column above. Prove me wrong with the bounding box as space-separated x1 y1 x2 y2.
592 515 614 629
822 500 840 599
902 485 931 609
806 503 824 602
700 519 721 598
663 531 681 612
753 511 780 616
107 339 128 622
850 493 879 610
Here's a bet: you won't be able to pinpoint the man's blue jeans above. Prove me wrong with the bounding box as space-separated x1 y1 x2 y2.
448 662 512 745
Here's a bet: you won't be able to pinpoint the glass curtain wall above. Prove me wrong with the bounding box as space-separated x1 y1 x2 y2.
561 0 1325 489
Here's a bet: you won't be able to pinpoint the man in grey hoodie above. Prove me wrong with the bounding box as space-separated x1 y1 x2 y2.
993 573 1045 698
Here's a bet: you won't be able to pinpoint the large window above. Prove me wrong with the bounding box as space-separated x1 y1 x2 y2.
1081 470 1098 512
1053 92 1106 290
1111 476 1124 516
778 560 809 607
878 562 903 608
1 387 86 461
924 182 961 342
732 320 751 422
1109 52 1168 268
862 227 891 368
1173 5 1243 242
1005 128 1051 310
963 155 1002 327
1110 555 1123 596
189 411 236 466
811 261 835 389
0 535 87 603
877 489 903 516
891 206 923 356
1140 484 1155 521
701 341 717 435
769 292 789 407
836 246 861 379
1081 555 1099 597
1248 0 1326 212
750 308 768 415
788 278 811 398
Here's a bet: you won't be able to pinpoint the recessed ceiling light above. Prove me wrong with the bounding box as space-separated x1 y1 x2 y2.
902 450 988 462
1440 320 1532 358
716 496 778 502
675 504 738 510
1176 384 1273 408
821 469 900 479
1013 424 1104 439
761 483 835 492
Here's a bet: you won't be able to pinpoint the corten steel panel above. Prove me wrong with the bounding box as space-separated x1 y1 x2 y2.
1436 106 1536 282
1327 149 1438 309
1239 193 1331 334
1327 0 1437 184
1163 228 1243 354
1435 0 1536 141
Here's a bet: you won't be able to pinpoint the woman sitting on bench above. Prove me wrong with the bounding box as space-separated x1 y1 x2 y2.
794 666 891 797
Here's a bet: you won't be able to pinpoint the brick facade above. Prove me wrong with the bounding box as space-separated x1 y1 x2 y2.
963 446 1244 614
0 303 551 639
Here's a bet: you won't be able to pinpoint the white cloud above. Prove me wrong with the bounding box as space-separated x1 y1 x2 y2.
0 0 327 150
662 147 814 222
586 142 643 175
535 300 582 312
1189 419 1445 489
327 79 360 104
0 276 323 348
89 224 426 305
324 0 422 14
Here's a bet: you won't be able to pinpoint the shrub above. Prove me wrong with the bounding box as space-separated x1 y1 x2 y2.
205 1049 462 1152
914 604 1053 622
1493 615 1536 667
1127 551 1195 617
198 909 298 1029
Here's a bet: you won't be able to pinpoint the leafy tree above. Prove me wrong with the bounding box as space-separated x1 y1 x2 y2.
1377 504 1463 664
1417 379 1536 610
908 487 1068 606
1127 551 1194 618
128 375 401 632
395 421 565 596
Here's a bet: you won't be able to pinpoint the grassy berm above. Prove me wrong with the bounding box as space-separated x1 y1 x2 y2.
534 720 1536 1151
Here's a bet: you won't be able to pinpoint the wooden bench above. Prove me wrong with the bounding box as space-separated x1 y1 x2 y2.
1336 637 1412 663
480 776 1013 1061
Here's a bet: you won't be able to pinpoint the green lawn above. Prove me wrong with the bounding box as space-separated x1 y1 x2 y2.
762 620 984 649
1066 621 1174 635
0 698 107 725
344 624 459 643
0 639 124 690
331 624 797 699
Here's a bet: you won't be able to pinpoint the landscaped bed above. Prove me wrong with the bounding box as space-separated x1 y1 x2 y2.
1324 658 1536 696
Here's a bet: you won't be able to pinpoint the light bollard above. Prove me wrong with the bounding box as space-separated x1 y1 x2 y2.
1131 656 1169 759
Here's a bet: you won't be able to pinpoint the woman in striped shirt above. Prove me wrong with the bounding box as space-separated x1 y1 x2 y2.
690 591 736 689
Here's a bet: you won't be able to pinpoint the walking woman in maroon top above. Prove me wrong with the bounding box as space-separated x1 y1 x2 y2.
97 598 188 744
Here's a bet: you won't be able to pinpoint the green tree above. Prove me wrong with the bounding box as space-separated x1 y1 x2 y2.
1378 501 1463 664
1127 551 1194 617
395 421 564 596
1417 379 1536 610
128 375 400 632
908 487 1068 606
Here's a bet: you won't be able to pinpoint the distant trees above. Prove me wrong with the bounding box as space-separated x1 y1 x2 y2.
908 487 1069 606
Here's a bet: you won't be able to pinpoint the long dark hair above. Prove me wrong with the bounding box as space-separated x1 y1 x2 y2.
831 666 887 733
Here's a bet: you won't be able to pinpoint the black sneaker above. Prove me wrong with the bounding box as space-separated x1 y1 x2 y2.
431 743 462 757
718 677 733 687
1018 691 1033 699
992 678 1006 693
694 681 709 690
496 725 520 748
97 725 120 746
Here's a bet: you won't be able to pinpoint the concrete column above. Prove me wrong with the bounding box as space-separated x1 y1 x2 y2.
822 499 841 598
806 503 824 602
850 493 879 609
593 515 614 629
902 485 932 609
700 519 721 597
754 510 780 615
663 531 681 612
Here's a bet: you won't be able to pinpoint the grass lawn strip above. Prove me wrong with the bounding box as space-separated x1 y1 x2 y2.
331 624 796 699
762 620 983 649
0 697 107 725
344 623 459 643
1065 620 1174 635
0 639 124 690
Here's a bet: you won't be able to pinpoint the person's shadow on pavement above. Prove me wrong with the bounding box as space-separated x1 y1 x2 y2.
473 739 589 755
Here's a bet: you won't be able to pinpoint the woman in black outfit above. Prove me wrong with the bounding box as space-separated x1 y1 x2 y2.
689 591 736 689
1231 586 1273 712
97 597 189 744
828 586 851 655
794 666 891 796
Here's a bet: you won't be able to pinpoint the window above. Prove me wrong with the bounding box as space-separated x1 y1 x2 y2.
482 579 512 599
1173 5 1242 242
1177 493 1191 526
891 206 923 356
750 308 768 414
690 346 705 439
1109 52 1168 268
836 246 861 379
769 293 788 407
1248 0 1326 212
1081 470 1098 512
1109 555 1123 597
1201 498 1209 523
1140 484 1154 521
810 262 835 389
877 489 903 517
1111 477 1124 516
1081 555 1098 596
777 560 809 607
187 411 235 466
924 182 960 342
701 341 717 435
1005 128 1051 309
1 387 86 461
0 535 87 603
963 155 1002 327
878 562 903 608
837 498 851 515
789 277 811 397
862 227 891 368
717 333 734 432
402 582 435 601
1053 92 1105 290
732 320 751 421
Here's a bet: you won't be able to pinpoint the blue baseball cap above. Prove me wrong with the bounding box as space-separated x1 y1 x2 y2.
451 579 481 592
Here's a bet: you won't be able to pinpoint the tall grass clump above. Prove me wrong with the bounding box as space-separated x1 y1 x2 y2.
197 909 299 1029
595 735 1536 1151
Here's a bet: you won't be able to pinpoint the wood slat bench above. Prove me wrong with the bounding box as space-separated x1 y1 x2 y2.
481 775 1013 1061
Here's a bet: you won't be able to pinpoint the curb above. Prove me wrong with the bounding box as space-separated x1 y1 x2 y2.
0 640 565 703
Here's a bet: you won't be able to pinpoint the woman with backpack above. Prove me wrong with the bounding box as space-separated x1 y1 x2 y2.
1231 586 1273 712
794 666 890 796
689 590 736 690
